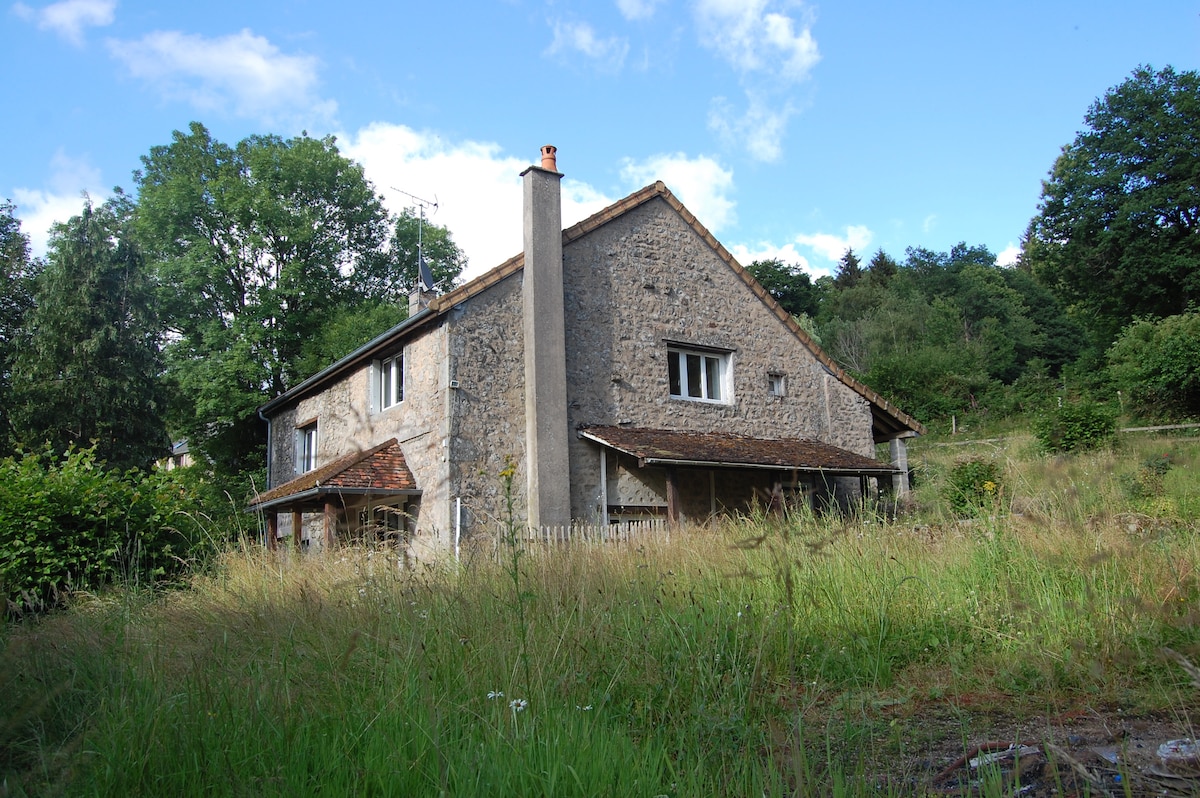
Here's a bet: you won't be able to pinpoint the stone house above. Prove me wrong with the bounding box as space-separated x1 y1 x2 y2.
249 146 923 554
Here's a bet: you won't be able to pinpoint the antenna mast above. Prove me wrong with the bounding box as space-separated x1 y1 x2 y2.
392 188 439 291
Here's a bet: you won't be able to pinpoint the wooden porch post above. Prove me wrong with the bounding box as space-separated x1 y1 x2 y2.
890 436 911 496
599 447 609 526
266 512 278 551
324 500 337 549
665 467 680 527
292 510 303 548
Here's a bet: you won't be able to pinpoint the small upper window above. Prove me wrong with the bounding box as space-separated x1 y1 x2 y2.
768 372 786 397
379 352 404 409
297 422 318 473
668 346 730 403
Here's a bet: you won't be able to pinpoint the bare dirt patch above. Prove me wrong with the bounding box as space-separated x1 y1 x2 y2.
856 701 1200 796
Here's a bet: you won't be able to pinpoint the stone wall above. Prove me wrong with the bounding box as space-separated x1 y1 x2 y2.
264 319 452 551
265 192 883 544
443 276 530 538
560 196 874 520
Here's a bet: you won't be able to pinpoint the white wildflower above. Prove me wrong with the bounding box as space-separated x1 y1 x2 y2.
487 690 504 700
509 698 528 713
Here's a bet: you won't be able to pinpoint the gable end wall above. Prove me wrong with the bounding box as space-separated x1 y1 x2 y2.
561 197 874 521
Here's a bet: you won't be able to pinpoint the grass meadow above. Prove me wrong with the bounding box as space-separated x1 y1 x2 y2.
2 431 1199 796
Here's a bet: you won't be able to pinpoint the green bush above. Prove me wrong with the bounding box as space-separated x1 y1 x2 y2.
0 445 217 613
946 457 1002 516
1122 453 1173 501
1108 312 1200 420
1032 401 1117 453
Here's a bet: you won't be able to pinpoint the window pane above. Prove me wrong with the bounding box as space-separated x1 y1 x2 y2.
686 354 702 397
301 427 317 471
380 356 403 408
705 356 721 400
396 354 404 403
668 351 681 396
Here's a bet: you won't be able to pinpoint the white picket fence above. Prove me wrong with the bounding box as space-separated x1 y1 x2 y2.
495 518 670 546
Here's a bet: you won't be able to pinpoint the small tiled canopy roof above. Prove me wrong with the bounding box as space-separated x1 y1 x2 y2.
248 438 419 513
579 426 897 475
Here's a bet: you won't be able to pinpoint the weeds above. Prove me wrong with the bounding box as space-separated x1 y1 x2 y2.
1 433 1198 795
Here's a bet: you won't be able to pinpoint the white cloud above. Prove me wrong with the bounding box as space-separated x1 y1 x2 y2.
692 0 819 162
616 0 666 21
694 0 819 81
996 242 1021 267
545 19 628 71
13 0 114 45
708 93 793 162
107 29 336 124
794 225 873 262
11 150 108 257
620 152 736 231
922 213 938 233
339 125 616 281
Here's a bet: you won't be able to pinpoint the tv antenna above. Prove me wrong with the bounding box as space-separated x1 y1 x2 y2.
392 188 439 291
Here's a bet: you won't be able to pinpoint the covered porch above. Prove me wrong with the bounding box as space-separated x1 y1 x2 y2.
578 426 900 525
247 438 421 549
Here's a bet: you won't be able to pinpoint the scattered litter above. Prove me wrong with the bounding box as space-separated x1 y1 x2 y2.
969 744 1040 769
1157 738 1200 773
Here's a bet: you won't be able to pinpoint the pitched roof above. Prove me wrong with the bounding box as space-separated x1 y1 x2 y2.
259 181 923 439
579 426 898 475
249 438 419 512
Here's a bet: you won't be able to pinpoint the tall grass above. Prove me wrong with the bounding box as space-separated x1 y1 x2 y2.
2 433 1198 796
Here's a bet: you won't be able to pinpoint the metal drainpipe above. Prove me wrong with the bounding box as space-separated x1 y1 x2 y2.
258 407 273 489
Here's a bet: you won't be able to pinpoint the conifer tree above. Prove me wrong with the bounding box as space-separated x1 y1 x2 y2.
11 198 168 471
0 201 37 456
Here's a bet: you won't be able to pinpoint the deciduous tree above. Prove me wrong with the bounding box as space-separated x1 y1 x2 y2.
134 123 392 473
744 258 822 319
1107 312 1200 420
1023 65 1200 344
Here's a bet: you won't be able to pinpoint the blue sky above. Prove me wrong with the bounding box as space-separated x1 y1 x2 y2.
3 0 1198 280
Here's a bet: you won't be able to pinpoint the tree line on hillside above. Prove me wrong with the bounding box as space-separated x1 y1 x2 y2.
747 64 1200 427
0 66 1197 487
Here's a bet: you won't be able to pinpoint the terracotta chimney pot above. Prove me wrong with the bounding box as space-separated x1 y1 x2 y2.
541 145 558 172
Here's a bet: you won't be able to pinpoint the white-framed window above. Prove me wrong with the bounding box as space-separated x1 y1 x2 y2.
379 352 404 410
768 372 786 397
297 421 318 473
667 346 730 403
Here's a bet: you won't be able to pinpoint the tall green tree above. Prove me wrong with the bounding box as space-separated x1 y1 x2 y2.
0 202 38 456
744 258 822 319
832 248 863 289
10 198 168 471
865 249 898 288
1023 65 1200 345
134 123 393 473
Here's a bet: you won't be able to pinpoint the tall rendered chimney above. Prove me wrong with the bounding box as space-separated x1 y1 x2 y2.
521 145 571 531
